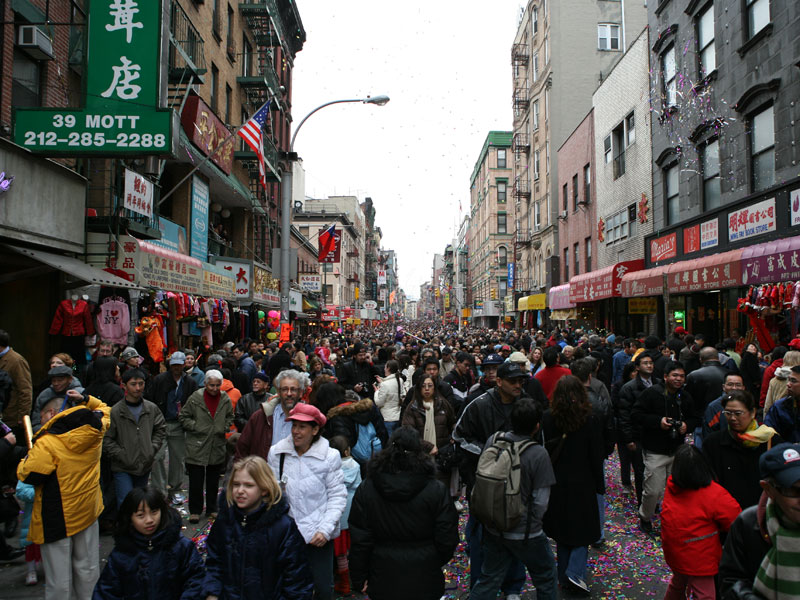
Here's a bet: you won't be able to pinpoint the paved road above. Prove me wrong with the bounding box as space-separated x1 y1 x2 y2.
0 454 671 599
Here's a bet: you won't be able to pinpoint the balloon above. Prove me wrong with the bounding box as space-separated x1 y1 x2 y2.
258 310 266 320
267 332 277 340
268 310 279 319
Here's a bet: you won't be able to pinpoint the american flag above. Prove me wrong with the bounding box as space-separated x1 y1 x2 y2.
237 100 271 189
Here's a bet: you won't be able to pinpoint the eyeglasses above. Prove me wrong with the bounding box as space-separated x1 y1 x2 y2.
723 383 745 389
279 387 300 394
722 409 748 418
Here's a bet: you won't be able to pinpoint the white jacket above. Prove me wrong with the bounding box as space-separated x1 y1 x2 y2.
375 374 404 422
267 434 347 544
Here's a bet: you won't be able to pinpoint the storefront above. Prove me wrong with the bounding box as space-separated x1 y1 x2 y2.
568 260 643 333
517 293 547 330
548 284 576 325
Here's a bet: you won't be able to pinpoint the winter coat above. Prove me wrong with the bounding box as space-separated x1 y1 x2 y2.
764 366 791 413
267 350 292 383
31 376 85 430
718 496 772 600
147 371 198 422
586 382 615 457
93 510 205 600
401 396 455 451
49 299 95 337
760 359 783 406
179 389 234 467
686 361 729 409
661 476 741 577
349 460 458 600
702 428 779 509
764 395 800 443
340 456 361 530
84 356 124 407
234 391 269 432
203 497 313 600
17 394 110 544
617 376 661 444
337 359 380 399
15 480 34 548
375 374 404 422
325 397 388 450
235 397 279 461
267 435 347 544
541 411 605 547
534 365 572 400
221 379 242 407
103 399 167 476
0 347 32 428
632 384 700 455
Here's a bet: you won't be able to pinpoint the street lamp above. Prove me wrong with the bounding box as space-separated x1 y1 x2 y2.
279 95 390 326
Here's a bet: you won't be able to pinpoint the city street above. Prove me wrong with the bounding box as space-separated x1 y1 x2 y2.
0 454 670 599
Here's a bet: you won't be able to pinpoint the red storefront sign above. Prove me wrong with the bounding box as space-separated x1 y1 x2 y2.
684 225 700 254
181 95 234 175
668 249 742 293
650 232 677 263
569 260 643 303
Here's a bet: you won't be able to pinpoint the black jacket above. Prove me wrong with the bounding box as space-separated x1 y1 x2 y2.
617 376 661 444
349 461 458 600
719 498 771 600
146 371 198 422
586 383 615 457
234 391 268 432
324 397 388 450
631 384 700 455
686 361 729 409
337 359 380 399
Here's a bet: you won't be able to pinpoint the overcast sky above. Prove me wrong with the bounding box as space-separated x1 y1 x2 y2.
291 1 523 299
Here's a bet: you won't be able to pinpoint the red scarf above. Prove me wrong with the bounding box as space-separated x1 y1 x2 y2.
204 390 220 417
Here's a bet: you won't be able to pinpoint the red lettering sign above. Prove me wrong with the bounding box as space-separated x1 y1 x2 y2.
651 232 677 263
180 95 234 175
684 225 700 254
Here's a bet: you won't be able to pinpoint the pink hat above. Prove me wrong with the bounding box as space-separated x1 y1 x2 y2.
286 403 327 427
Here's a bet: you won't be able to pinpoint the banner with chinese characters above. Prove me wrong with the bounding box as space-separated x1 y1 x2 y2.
252 264 280 304
299 274 322 292
216 259 252 298
628 297 657 314
123 168 153 218
569 260 643 303
180 95 234 175
190 176 209 262
377 270 387 285
111 236 202 293
202 262 236 298
741 235 800 285
728 198 776 242
669 249 742 293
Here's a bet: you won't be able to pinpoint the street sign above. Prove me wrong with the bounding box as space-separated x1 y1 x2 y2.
363 300 377 310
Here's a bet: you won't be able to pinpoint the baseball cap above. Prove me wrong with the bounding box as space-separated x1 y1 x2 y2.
482 353 505 366
48 365 73 378
501 344 512 351
169 351 186 365
286 403 327 427
760 443 800 488
788 339 800 351
674 326 687 335
508 351 528 364
120 347 141 361
497 362 528 379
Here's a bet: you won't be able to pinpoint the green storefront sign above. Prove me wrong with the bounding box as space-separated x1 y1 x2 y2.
14 0 172 155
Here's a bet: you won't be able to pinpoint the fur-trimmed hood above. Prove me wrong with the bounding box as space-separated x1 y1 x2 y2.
326 397 374 419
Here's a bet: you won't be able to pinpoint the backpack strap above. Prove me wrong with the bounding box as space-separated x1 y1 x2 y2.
279 453 286 480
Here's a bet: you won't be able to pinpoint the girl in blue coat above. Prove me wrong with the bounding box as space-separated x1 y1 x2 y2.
93 486 206 600
203 455 313 600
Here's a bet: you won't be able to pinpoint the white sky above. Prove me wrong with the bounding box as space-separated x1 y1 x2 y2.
291 1 523 298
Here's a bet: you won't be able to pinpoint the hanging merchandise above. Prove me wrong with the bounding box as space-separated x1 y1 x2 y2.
50 298 95 337
135 315 166 362
735 281 800 353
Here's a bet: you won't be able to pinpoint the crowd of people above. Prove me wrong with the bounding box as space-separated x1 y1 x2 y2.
0 322 799 599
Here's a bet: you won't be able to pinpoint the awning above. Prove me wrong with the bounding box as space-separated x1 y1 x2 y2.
293 312 313 320
5 244 142 289
549 283 575 310
114 236 204 294
518 296 529 311
622 249 743 296
518 294 547 311
569 260 644 303
621 264 671 298
741 234 800 285
550 308 577 321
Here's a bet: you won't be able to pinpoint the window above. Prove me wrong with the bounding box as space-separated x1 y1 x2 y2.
534 202 541 229
12 48 41 107
498 213 507 234
497 181 507 202
564 247 569 281
227 5 235 56
612 122 625 178
546 142 550 172
585 238 592 271
750 105 775 191
626 112 635 146
665 164 680 225
698 4 715 75
605 205 637 244
746 0 769 39
702 139 721 209
533 100 539 130
534 150 540 180
628 204 638 238
533 53 539 82
562 183 568 211
533 5 538 34
497 149 507 168
225 84 232 123
662 46 677 107
212 0 221 38
242 34 252 77
210 63 219 112
598 24 620 50
604 135 612 164
498 246 508 267
572 174 579 210
574 243 580 276
583 164 591 204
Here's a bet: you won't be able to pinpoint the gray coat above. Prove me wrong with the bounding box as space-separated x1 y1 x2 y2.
103 399 166 476
179 389 234 467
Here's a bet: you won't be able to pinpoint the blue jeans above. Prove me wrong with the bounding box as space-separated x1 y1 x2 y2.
113 471 150 508
596 493 606 542
556 543 588 583
470 532 558 600
385 421 399 437
466 514 526 593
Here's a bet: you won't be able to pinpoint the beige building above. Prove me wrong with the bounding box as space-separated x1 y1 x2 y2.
511 0 647 294
468 131 513 328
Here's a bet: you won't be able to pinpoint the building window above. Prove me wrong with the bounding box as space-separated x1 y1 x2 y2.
662 45 677 108
750 104 775 192
225 84 232 123
546 142 550 172
498 213 507 234
533 53 539 82
212 0 221 38
572 174 579 211
564 247 569 281
497 148 507 169
665 164 680 225
534 150 540 180
583 164 591 204
574 243 580 276
11 48 41 107
533 100 539 130
612 122 625 178
533 5 538 34
242 34 252 77
534 202 541 229
210 63 219 112
227 5 235 56
498 246 508 267
702 139 721 210
605 204 637 244
625 112 635 146
585 237 592 271
746 0 770 39
497 181 507 202
698 4 715 76
562 183 568 211
628 204 638 238
604 135 612 164
598 24 620 50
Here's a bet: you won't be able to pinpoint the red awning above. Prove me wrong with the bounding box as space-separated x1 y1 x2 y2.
741 234 800 285
621 264 671 298
621 249 743 297
569 260 643 303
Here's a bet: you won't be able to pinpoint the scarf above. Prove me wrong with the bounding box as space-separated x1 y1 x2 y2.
730 419 777 448
422 400 437 448
754 499 800 599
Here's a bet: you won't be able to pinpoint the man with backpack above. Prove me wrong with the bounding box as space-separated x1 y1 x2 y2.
469 398 557 600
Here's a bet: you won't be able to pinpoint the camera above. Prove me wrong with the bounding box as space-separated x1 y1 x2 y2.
665 418 683 439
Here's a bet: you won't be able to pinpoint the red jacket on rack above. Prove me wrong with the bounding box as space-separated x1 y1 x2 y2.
49 299 95 337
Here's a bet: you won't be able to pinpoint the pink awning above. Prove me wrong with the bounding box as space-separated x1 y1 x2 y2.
741 235 800 285
548 283 575 310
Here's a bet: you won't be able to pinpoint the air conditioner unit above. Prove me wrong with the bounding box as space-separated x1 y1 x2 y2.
17 26 54 60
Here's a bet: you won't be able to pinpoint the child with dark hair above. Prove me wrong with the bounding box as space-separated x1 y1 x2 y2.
660 444 741 600
329 435 362 595
93 486 205 599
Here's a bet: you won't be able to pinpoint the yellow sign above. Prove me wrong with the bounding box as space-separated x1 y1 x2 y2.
355 287 359 299
461 308 471 317
628 297 657 314
504 295 514 312
354 319 361 325
529 293 547 310
435 288 440 298
517 296 529 311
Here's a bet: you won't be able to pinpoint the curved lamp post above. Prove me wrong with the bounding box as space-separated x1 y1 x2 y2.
279 95 390 326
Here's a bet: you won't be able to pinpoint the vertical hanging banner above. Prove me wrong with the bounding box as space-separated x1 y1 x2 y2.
190 176 209 261
14 0 172 155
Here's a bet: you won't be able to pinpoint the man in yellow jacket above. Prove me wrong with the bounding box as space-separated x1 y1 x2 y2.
17 388 110 600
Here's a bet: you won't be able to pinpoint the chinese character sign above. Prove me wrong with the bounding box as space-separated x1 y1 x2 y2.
728 198 776 242
700 218 719 250
377 270 387 285
123 168 153 218
190 176 209 262
507 263 515 291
